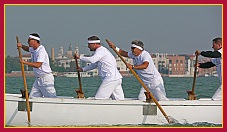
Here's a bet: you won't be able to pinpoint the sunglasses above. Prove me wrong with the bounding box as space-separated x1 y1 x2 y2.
131 47 136 50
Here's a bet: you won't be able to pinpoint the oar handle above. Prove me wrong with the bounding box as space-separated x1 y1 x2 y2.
16 36 19 43
191 52 199 93
16 36 31 126
106 39 170 123
75 57 83 92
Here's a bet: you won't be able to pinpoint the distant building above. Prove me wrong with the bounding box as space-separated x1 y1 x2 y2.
55 44 75 68
181 54 196 77
167 55 185 77
115 56 133 77
66 43 73 59
152 53 168 75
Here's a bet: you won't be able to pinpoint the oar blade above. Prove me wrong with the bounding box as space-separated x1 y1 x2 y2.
167 116 179 124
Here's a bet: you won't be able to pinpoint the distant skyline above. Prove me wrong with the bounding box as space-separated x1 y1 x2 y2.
5 5 222 57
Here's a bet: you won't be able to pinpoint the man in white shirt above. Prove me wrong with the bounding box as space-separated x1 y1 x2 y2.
196 37 222 100
17 33 56 98
74 36 124 100
107 40 168 101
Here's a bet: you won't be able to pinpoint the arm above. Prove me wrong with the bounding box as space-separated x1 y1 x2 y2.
80 53 101 63
75 51 102 64
127 61 149 70
198 62 216 68
17 42 29 52
106 40 128 57
22 47 46 68
21 60 42 68
119 49 129 57
201 51 221 58
82 63 97 72
74 53 98 72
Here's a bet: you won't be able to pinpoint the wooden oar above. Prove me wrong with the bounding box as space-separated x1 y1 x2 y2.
74 55 85 98
16 36 31 126
106 39 171 123
187 51 198 100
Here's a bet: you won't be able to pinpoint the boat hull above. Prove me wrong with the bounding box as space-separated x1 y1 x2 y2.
5 94 222 127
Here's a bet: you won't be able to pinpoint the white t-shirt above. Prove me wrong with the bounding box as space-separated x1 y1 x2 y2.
81 46 122 82
128 50 162 84
29 45 52 77
211 48 222 84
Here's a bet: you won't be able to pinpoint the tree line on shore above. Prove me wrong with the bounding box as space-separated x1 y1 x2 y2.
5 56 74 73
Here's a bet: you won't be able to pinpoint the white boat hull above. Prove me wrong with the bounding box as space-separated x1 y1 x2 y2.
5 94 222 127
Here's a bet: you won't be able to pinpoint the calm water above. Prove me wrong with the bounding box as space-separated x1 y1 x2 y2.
5 76 219 99
5 76 222 127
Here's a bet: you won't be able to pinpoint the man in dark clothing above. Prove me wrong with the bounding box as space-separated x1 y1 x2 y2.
196 37 222 100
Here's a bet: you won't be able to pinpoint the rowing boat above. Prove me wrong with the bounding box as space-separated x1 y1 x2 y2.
5 93 222 127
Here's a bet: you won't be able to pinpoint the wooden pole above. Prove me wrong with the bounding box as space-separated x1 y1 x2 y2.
187 52 198 100
16 36 31 126
106 39 171 123
75 56 85 98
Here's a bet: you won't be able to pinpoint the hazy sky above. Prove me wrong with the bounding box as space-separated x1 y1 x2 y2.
5 5 222 57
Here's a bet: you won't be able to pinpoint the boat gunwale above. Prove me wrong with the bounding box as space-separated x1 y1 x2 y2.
5 93 222 106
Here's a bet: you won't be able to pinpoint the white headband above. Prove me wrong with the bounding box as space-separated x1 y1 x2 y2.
88 40 101 44
131 44 143 50
29 35 40 41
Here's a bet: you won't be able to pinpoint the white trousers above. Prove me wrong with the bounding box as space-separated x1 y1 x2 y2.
95 79 124 100
30 73 57 98
212 84 222 100
138 78 168 101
